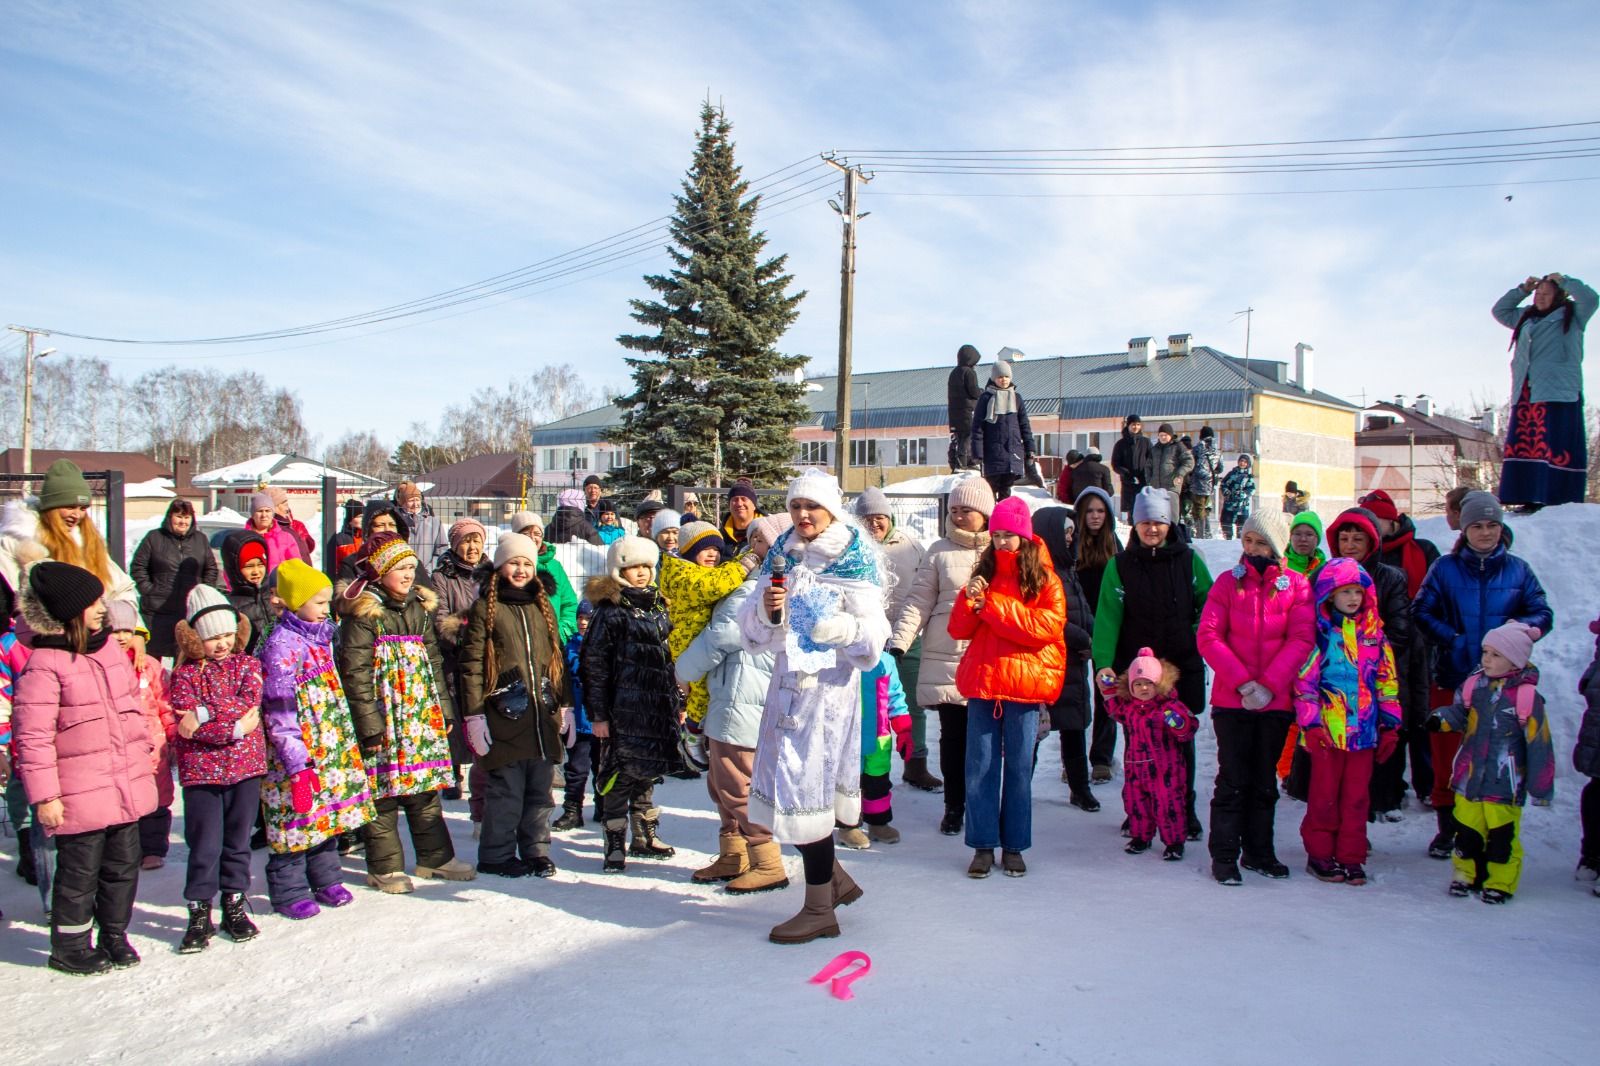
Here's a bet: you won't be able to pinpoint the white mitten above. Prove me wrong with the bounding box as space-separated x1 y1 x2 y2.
809 615 858 648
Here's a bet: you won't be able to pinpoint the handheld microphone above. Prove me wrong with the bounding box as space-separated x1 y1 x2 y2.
769 554 788 625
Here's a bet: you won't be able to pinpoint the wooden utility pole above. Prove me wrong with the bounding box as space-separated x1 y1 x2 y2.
824 156 871 486
7 325 53 474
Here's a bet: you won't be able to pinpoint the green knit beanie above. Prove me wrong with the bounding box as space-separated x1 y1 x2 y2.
37 459 93 511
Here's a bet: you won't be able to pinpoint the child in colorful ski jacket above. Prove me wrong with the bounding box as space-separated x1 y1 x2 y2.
1097 648 1198 859
1294 558 1401 886
260 560 374 918
837 650 911 849
1430 620 1554 903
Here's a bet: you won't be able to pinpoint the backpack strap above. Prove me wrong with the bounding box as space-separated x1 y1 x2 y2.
1512 680 1536 725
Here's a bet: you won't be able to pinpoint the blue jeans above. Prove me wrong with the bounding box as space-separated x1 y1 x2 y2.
965 699 1041 852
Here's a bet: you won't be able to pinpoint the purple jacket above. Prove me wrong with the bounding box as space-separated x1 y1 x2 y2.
260 611 338 776
165 653 267 787
13 638 160 837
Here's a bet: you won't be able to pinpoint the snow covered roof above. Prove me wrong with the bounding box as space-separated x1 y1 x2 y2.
193 452 387 488
125 477 176 499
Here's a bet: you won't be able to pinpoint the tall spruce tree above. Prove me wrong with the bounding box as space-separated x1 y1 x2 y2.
607 102 807 494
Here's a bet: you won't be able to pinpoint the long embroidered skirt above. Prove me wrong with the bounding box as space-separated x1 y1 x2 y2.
1499 381 1587 506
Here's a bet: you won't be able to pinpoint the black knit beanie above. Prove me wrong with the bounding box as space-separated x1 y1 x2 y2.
28 561 105 623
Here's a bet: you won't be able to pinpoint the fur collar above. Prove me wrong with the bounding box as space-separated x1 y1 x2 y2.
344 584 439 622
585 574 664 610
18 563 63 636
174 614 254 667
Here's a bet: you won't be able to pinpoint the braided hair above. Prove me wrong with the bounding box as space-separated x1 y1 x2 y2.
482 569 564 692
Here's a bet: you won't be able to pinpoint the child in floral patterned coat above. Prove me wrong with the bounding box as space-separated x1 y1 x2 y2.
1097 648 1198 860
261 560 375 918
338 532 475 893
165 585 267 953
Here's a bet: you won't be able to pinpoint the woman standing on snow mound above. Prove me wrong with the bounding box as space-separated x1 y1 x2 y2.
1493 271 1596 508
740 471 889 945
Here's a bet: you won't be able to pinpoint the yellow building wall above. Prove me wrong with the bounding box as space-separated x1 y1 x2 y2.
1254 394 1357 522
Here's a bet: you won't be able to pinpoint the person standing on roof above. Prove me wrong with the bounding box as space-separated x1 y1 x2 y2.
1111 415 1152 523
971 360 1035 502
947 344 983 471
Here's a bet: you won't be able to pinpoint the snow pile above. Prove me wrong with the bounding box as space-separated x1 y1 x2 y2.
1 507 1594 1066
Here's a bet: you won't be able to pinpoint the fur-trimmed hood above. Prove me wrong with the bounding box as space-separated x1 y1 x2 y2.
1115 658 1181 701
344 583 439 622
0 498 48 594
585 574 665 611
174 614 254 666
18 562 65 636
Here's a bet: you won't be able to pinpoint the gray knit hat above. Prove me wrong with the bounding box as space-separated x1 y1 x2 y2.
854 487 892 519
948 477 996 518
1459 490 1504 530
1131 487 1174 526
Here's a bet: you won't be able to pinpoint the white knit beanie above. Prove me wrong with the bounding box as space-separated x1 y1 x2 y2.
607 535 660 580
186 584 239 642
494 532 540 569
508 510 542 534
653 508 683 533
947 476 996 518
786 470 844 518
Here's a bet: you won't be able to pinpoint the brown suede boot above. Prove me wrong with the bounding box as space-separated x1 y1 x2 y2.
726 841 790 894
831 862 863 907
692 834 749 883
768 882 840 944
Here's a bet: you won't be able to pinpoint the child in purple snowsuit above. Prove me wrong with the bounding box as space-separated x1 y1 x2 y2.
1098 646 1198 860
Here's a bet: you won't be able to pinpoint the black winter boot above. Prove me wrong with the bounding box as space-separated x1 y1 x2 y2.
939 807 963 836
601 820 627 873
629 808 675 859
48 930 112 976
98 929 141 968
179 901 215 954
220 892 259 942
551 800 583 833
1428 807 1456 860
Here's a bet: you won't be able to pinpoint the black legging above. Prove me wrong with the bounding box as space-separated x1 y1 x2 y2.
936 703 968 813
794 836 835 886
1059 729 1090 794
1089 688 1118 768
1582 778 1600 860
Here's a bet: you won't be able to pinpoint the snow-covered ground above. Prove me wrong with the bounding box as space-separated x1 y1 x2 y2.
3 506 1595 1065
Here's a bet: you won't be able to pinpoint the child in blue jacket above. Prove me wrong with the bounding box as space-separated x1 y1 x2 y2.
552 600 595 831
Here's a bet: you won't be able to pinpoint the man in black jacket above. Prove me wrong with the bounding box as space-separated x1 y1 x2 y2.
946 343 982 471
1110 414 1152 522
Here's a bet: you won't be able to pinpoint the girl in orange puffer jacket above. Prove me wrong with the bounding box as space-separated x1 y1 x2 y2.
950 496 1066 879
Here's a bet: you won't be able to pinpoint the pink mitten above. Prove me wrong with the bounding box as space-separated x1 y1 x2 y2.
890 715 913 760
290 769 321 814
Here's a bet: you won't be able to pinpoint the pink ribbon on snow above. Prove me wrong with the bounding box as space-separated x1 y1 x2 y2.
809 950 872 1001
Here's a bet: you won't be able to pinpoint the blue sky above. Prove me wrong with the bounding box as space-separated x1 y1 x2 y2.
3 0 1598 443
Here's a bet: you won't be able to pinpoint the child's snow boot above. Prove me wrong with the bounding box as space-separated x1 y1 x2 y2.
1427 807 1456 860
551 800 583 833
692 834 749 883
836 824 870 849
629 808 675 859
726 841 789 894
220 892 259 942
768 882 840 945
868 823 901 844
98 927 140 968
601 820 628 873
179 901 215 954
1342 863 1368 886
1162 843 1184 862
1481 888 1512 904
902 756 943 792
1447 879 1472 897
415 858 478 882
1125 838 1152 854
1306 857 1345 883
1241 854 1291 879
1211 860 1242 886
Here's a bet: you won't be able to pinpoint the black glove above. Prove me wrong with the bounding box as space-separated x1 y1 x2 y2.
888 647 904 660
1424 714 1444 733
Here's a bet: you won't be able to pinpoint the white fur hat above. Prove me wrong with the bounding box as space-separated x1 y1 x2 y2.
786 469 844 518
607 535 660 580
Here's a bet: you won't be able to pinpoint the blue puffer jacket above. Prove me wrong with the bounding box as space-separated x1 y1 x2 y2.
673 579 773 749
971 386 1035 477
1413 534 1552 690
563 633 591 733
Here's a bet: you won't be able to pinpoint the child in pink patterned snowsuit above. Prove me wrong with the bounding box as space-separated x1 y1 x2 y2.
1098 647 1198 859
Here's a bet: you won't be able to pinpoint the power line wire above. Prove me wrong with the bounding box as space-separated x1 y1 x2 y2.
862 173 1600 199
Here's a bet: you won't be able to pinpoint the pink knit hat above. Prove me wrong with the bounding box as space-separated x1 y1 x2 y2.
1128 646 1163 687
1482 621 1536 670
989 496 1033 540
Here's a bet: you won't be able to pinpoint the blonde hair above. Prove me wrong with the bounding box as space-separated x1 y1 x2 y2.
37 508 113 587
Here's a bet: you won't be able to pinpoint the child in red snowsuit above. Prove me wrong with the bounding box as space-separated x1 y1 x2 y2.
1097 647 1198 860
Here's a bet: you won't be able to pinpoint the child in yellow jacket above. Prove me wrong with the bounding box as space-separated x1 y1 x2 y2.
659 522 756 728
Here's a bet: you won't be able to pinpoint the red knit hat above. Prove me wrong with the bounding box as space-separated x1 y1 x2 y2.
1360 490 1399 523
238 539 267 568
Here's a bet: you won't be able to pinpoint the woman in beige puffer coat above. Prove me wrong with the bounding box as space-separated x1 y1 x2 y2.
887 477 993 836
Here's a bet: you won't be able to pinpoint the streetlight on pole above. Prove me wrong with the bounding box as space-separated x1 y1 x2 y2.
8 326 56 474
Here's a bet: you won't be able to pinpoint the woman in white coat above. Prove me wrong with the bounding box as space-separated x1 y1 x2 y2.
740 471 889 944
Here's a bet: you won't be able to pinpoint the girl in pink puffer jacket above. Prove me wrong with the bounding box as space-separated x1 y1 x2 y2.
13 561 157 975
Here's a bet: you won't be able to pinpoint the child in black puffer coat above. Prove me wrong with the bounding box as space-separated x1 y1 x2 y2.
581 536 684 873
1575 616 1600 892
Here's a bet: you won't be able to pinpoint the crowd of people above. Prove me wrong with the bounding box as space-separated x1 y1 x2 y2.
0 271 1594 974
